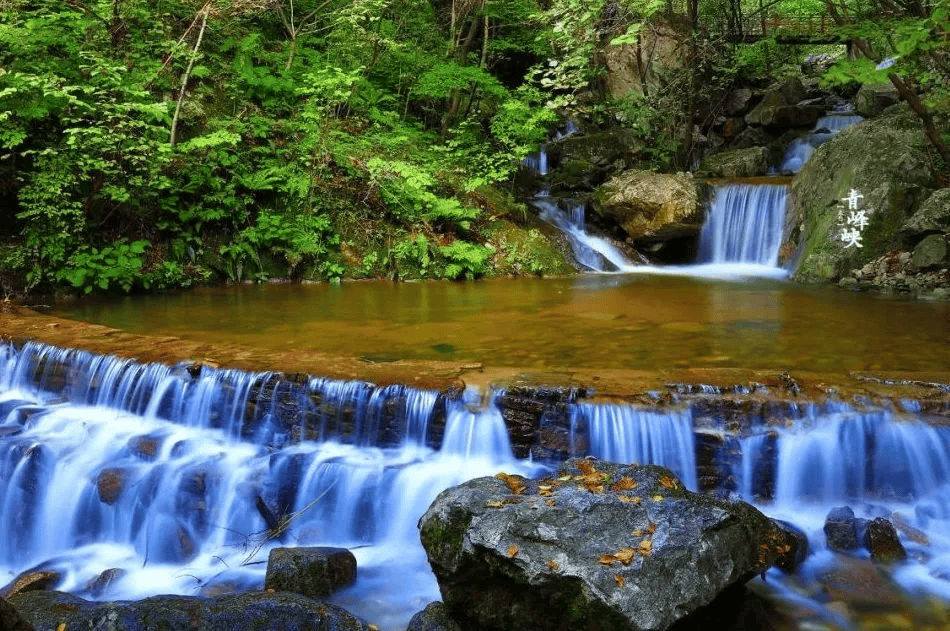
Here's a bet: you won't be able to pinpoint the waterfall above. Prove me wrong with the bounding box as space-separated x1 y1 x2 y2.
779 113 863 174
4 341 950 625
696 183 789 267
533 198 637 272
570 403 697 490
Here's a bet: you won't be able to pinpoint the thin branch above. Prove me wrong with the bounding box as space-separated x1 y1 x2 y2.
170 3 210 146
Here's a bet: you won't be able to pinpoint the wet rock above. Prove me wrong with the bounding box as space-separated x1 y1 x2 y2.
0 570 61 600
96 467 129 505
819 558 906 610
771 519 809 572
696 146 769 178
911 234 947 270
593 170 702 243
419 458 788 631
855 84 900 117
406 601 462 631
127 433 163 461
744 78 823 129
9 590 368 631
723 88 754 117
863 517 907 563
824 506 859 551
264 547 357 599
0 598 34 631
84 568 126 598
495 385 578 459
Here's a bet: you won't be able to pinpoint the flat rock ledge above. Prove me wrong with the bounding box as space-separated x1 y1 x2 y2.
419 458 789 631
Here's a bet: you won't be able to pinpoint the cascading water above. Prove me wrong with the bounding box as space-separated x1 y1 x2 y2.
533 198 637 272
696 183 789 268
779 113 864 174
4 341 950 627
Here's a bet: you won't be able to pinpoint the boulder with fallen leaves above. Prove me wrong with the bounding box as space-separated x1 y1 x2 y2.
418 458 790 631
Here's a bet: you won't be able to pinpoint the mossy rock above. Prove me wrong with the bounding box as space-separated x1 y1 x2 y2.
785 105 940 282
480 218 575 277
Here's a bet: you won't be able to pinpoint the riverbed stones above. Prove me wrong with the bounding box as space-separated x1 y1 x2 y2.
95 467 128 505
418 458 789 631
824 506 860 551
264 547 357 599
9 590 369 631
863 517 907 563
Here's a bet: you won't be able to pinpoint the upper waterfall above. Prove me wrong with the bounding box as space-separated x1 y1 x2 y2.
696 183 789 267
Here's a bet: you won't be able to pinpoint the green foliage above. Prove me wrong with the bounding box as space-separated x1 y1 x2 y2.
367 158 481 229
440 240 494 280
391 234 433 278
58 240 150 294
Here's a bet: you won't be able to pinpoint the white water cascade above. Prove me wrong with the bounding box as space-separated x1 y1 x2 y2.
779 113 864 174
696 183 789 268
4 342 950 626
533 198 638 272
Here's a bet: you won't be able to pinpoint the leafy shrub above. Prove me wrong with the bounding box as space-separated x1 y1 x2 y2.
440 241 494 280
57 240 150 294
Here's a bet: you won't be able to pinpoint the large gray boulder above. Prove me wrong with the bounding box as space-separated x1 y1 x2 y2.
418 458 788 631
9 590 368 631
854 84 900 117
593 170 702 243
696 147 769 178
784 104 937 282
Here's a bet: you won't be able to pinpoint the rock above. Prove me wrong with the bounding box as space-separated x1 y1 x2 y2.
696 147 769 178
744 77 823 129
723 88 754 117
9 590 368 631
771 519 809 572
911 234 947 269
0 570 61 600
824 506 859 551
593 170 702 242
818 558 906 610
264 547 357 599
84 568 126 598
0 598 34 631
863 517 907 563
600 21 686 99
127 434 163 461
901 188 950 240
785 105 936 282
418 458 788 631
406 601 462 631
855 84 901 117
95 467 128 505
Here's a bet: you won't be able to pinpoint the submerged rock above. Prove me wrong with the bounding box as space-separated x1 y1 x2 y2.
407 601 462 631
9 590 368 631
418 458 789 631
264 547 357 599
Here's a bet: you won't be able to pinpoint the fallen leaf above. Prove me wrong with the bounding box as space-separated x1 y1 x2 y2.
614 574 625 586
485 500 504 508
599 553 617 565
56 625 66 631
617 495 640 504
545 499 556 506
639 539 653 554
558 474 572 481
651 494 664 502
576 460 597 476
659 475 677 490
647 522 656 534
547 559 560 571
631 529 644 537
508 545 519 558
502 497 522 505
585 483 605 494
612 476 637 491
614 548 636 564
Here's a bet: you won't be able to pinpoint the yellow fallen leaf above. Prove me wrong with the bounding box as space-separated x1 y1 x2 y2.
659 475 677 490
652 494 664 502
547 559 560 571
508 544 519 558
545 499 556 506
599 553 617 565
647 522 656 534
614 574 625 586
631 529 644 537
612 477 637 491
614 548 636 564
485 500 504 508
617 495 640 504
558 475 572 481
639 539 653 554
57 624 66 631
576 460 597 476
